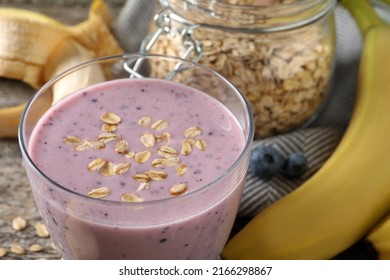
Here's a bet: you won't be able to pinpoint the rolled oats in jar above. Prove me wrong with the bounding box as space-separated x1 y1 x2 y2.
143 0 336 138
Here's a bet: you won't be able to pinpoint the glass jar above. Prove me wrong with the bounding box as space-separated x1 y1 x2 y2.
142 0 336 139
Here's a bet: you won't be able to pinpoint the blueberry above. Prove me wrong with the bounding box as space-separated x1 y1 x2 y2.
283 152 308 178
249 145 285 180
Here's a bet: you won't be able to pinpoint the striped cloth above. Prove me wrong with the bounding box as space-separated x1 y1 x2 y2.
238 127 344 217
114 2 382 217
115 0 159 53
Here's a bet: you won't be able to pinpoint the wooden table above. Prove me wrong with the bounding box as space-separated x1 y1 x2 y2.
0 0 125 260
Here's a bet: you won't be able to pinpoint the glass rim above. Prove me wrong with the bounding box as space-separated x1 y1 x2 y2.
18 53 254 207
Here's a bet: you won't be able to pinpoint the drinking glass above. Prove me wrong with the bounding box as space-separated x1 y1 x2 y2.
19 53 254 259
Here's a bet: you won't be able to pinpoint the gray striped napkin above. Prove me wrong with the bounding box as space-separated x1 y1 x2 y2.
238 127 344 217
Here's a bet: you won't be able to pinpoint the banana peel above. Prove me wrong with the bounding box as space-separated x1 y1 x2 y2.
0 0 123 138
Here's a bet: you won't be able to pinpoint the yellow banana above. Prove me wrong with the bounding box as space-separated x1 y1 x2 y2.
68 0 122 59
44 39 106 105
364 212 390 260
0 9 70 88
339 210 390 260
0 0 123 138
222 0 390 260
0 103 28 139
0 10 69 138
0 39 103 138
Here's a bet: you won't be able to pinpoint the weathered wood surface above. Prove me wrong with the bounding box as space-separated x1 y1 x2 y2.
0 0 126 260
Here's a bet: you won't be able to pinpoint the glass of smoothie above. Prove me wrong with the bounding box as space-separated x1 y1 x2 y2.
19 54 254 260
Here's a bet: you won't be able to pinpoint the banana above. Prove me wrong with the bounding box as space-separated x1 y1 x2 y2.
222 0 390 260
364 212 390 259
0 103 28 139
0 9 70 88
68 0 122 59
338 210 390 260
44 39 106 105
0 0 123 138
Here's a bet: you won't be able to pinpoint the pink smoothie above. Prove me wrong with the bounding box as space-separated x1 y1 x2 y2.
27 78 248 259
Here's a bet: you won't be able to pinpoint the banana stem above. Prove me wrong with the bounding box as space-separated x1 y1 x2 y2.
341 0 386 35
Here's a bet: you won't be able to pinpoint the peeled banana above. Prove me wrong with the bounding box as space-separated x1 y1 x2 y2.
222 0 390 260
44 40 106 105
0 0 123 138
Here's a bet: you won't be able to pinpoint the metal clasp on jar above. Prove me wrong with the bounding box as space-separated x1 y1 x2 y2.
124 9 203 80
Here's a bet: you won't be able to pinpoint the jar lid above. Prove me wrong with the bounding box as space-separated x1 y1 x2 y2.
160 0 336 32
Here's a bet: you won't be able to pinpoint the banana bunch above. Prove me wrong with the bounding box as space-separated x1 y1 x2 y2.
0 0 123 138
222 0 390 260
